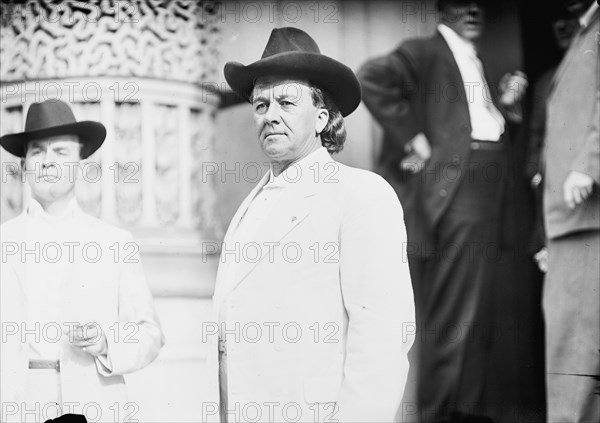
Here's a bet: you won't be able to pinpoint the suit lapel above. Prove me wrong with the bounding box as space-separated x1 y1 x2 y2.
220 150 330 295
225 188 315 294
548 33 580 102
548 10 598 99
214 173 271 299
223 173 270 245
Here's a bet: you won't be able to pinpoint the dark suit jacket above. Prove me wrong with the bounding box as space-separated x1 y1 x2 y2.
358 31 504 252
544 9 600 239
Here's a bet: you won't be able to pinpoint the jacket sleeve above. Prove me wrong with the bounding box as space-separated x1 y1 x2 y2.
95 232 165 376
572 70 600 184
335 174 416 422
357 47 422 152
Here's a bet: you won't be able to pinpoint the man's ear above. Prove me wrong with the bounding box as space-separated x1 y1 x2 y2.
315 108 329 134
78 142 86 160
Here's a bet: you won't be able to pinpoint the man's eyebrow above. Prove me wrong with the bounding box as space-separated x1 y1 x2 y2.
251 92 299 103
274 93 298 101
251 94 269 103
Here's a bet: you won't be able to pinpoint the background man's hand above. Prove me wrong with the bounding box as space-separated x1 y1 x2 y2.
534 248 548 273
67 322 108 356
499 71 528 106
400 133 432 174
531 173 542 189
563 170 594 209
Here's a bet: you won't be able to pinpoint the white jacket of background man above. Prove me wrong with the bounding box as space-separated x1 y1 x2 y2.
203 148 416 423
0 202 165 423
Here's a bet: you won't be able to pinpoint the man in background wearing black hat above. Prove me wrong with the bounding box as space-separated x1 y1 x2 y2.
0 100 164 422
359 1 527 422
203 27 415 423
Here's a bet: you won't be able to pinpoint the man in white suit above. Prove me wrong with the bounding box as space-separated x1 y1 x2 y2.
0 100 165 422
203 27 415 423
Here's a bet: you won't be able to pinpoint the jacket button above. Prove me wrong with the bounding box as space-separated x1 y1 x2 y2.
439 189 448 197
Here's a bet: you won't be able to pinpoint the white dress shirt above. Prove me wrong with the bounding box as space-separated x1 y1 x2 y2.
438 24 505 141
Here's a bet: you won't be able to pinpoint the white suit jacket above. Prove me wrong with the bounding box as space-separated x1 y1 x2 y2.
0 205 165 422
204 148 415 423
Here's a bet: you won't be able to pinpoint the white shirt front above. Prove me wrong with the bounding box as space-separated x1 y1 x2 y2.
579 2 598 28
438 24 505 141
24 198 79 361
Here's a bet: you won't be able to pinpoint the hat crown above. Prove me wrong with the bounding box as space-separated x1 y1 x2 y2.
261 27 321 59
25 100 77 133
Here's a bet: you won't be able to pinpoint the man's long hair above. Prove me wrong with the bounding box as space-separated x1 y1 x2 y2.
309 86 347 154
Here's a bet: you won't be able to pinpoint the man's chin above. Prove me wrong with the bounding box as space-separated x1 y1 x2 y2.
30 185 71 201
462 26 482 40
260 141 289 159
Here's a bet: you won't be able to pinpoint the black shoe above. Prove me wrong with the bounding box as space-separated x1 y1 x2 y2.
45 414 88 423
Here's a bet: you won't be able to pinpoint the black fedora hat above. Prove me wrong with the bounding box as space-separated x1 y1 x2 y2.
0 100 106 159
224 27 361 117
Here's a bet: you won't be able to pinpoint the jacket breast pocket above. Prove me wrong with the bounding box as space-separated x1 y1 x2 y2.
303 376 340 404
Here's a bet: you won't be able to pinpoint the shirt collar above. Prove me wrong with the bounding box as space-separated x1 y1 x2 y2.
579 2 598 28
27 197 80 223
265 147 328 189
438 24 478 58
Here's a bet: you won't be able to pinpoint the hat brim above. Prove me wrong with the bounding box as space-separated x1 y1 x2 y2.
0 121 106 159
224 52 361 117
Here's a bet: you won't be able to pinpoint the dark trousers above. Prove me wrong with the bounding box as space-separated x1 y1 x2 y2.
417 147 506 422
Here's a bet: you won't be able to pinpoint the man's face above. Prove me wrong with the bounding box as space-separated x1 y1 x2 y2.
24 134 82 205
440 1 486 41
251 78 328 166
563 0 595 17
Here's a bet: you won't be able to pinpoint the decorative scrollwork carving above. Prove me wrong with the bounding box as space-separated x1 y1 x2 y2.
1 0 220 84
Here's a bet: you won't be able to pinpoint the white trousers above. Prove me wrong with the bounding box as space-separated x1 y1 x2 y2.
23 369 62 423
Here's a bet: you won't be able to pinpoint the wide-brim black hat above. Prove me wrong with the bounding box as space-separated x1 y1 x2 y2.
0 100 106 159
224 27 361 117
